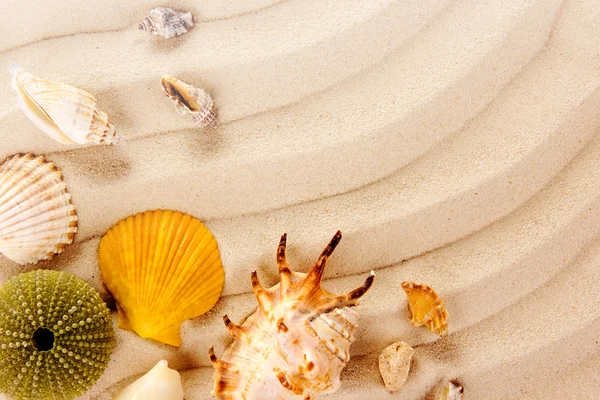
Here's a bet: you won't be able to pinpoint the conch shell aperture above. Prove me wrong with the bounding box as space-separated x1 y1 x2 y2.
9 64 123 145
98 210 224 347
0 153 77 265
160 76 216 127
209 231 375 399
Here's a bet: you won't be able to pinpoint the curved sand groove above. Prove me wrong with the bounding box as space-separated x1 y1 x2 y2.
0 0 557 156
1 0 600 398
0 0 287 53
20 122 600 397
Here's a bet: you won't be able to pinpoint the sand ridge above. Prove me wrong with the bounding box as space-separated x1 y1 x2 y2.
1 0 599 398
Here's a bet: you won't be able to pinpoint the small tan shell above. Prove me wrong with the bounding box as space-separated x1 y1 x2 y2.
0 154 77 264
161 76 216 127
139 7 194 39
9 64 123 145
401 281 448 336
378 341 414 392
209 231 375 399
435 380 464 400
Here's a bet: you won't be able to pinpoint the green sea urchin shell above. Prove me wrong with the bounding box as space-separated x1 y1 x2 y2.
0 270 114 400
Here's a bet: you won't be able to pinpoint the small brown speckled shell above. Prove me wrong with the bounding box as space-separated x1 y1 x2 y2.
401 281 448 336
209 231 375 399
138 7 194 39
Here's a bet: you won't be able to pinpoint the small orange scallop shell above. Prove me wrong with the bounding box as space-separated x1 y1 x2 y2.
98 210 224 347
401 281 448 336
435 380 463 400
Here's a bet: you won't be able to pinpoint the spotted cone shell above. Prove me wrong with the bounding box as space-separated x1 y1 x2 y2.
209 231 375 399
0 154 77 265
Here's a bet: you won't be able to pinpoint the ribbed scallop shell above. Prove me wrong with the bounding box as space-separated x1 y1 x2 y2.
435 380 464 400
0 154 77 265
401 281 448 336
10 64 123 145
138 7 194 39
161 76 216 127
209 231 375 399
98 210 224 347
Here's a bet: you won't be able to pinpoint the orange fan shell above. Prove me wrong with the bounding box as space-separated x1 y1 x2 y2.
401 281 448 336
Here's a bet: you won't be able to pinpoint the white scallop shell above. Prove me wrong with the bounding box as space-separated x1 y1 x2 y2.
161 76 216 127
138 7 194 39
209 232 375 399
9 64 123 145
0 154 78 265
114 360 184 400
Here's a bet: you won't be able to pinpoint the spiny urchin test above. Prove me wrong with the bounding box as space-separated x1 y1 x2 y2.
0 270 114 400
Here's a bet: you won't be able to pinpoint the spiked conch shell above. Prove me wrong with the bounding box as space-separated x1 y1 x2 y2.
401 281 448 336
161 76 216 127
139 7 194 39
209 231 375 399
0 154 77 265
435 380 464 400
114 360 184 400
9 64 123 145
98 210 224 347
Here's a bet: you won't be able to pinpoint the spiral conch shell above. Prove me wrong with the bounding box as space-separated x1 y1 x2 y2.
0 154 77 265
401 281 448 336
114 360 184 400
9 64 123 145
161 76 216 127
209 231 375 399
98 210 224 347
138 7 194 39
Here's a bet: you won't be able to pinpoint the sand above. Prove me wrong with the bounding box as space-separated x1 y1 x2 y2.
1 0 599 398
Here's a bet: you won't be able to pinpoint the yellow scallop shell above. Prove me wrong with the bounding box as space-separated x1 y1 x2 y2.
401 281 448 336
98 210 224 346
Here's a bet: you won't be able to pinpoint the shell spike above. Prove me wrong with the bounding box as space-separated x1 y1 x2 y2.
250 271 272 314
208 346 219 368
277 233 292 297
311 270 375 319
223 315 246 340
300 230 342 298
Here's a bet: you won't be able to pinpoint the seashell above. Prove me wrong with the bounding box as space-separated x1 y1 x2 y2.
0 269 114 400
160 76 216 127
9 64 123 145
209 231 375 399
401 281 448 336
138 7 194 39
98 209 224 347
0 153 78 265
435 380 464 400
114 360 184 400
378 341 415 392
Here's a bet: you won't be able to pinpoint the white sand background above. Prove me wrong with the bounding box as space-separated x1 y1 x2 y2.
1 0 600 398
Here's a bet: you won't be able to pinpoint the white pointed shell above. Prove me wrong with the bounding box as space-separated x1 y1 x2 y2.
114 360 184 400
435 380 464 400
160 76 216 127
209 232 375 399
0 154 78 265
138 7 194 39
9 65 123 145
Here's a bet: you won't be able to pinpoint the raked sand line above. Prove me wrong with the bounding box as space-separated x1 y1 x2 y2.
0 0 556 155
28 126 600 392
0 0 287 53
18 38 597 298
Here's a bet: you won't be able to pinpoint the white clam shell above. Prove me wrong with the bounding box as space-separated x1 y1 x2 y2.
0 154 78 265
160 76 216 127
138 7 194 39
114 360 184 400
9 64 123 145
